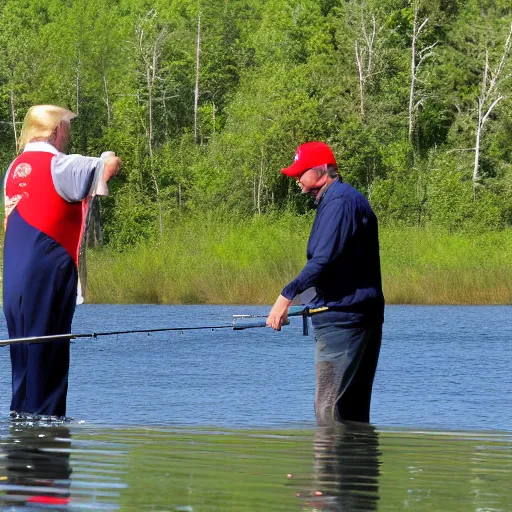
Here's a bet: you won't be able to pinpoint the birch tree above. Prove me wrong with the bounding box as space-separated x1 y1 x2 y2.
353 7 381 124
408 1 437 146
472 23 512 198
194 12 201 144
135 10 169 235
92 4 125 125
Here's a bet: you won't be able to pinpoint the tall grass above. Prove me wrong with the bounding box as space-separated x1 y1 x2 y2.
86 214 512 305
380 228 512 304
87 212 312 304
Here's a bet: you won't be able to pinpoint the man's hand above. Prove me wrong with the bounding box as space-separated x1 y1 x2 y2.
103 153 121 182
266 294 293 331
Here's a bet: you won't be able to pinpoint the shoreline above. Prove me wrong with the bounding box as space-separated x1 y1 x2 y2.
84 216 512 306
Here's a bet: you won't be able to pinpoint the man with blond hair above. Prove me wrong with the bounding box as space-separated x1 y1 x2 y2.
267 142 384 425
3 105 121 418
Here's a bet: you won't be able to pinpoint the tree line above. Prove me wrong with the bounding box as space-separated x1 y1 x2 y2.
1 0 511 249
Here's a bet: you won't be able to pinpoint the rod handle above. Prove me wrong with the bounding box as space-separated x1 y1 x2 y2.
232 319 290 330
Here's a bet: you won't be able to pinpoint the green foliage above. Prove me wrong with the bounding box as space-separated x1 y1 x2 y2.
101 186 159 250
1 0 512 248
427 168 503 231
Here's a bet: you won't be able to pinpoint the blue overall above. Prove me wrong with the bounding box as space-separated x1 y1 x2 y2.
3 142 103 418
3 208 77 417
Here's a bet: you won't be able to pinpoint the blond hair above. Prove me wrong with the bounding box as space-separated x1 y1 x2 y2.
18 105 76 153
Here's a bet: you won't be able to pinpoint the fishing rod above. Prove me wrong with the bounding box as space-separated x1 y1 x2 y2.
0 306 327 347
0 325 235 347
233 305 327 320
232 305 306 320
232 305 328 336
0 306 319 347
232 307 303 332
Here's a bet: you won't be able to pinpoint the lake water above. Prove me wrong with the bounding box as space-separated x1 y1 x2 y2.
0 305 510 510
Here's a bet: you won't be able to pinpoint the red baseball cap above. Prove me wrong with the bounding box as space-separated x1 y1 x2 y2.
281 142 337 178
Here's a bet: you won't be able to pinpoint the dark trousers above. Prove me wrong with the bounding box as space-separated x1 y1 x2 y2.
8 341 71 417
312 311 382 425
3 212 78 417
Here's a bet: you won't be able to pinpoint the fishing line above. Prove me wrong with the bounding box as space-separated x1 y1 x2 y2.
0 305 321 347
0 324 237 347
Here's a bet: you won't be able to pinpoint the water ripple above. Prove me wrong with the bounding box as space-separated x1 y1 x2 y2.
0 422 510 511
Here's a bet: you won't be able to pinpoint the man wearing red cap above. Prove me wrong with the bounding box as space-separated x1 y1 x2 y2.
267 142 384 425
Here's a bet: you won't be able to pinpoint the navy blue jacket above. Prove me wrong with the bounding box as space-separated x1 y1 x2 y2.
282 179 384 326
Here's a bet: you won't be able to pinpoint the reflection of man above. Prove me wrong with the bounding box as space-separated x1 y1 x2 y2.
0 424 72 507
308 424 380 511
267 142 384 424
3 105 121 417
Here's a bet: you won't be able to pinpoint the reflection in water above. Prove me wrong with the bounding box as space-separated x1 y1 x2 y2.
0 422 128 510
0 422 72 508
0 422 509 511
306 423 380 511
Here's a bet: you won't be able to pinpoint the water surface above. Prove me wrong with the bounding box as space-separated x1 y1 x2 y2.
2 304 509 430
0 305 510 510
0 422 510 511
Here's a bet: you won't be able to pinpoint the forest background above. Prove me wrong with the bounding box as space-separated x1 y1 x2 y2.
1 0 512 305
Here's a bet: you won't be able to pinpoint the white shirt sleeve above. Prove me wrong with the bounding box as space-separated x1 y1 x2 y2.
51 153 104 202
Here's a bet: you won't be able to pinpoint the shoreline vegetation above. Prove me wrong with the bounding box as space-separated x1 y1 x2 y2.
85 213 512 306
